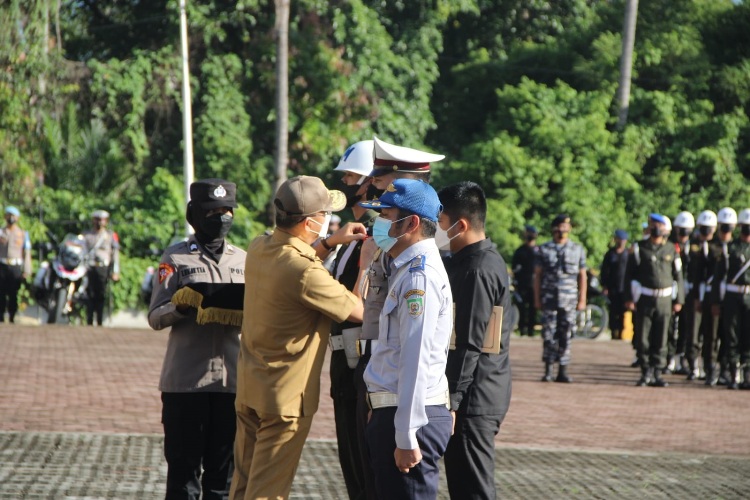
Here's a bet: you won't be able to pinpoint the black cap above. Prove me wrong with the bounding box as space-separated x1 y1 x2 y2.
524 224 538 234
551 213 570 227
190 179 237 209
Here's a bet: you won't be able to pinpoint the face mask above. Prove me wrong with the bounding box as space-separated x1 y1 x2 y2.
307 213 331 238
435 220 461 251
525 234 536 242
720 223 734 234
6 216 17 225
699 226 712 237
338 180 363 209
199 213 233 240
741 225 750 237
366 184 385 200
372 215 409 252
677 227 690 238
650 227 663 238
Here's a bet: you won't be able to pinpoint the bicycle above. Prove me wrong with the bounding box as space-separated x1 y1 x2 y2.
574 272 609 339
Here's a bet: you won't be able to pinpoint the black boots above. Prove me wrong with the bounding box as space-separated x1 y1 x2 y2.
637 367 652 387
541 363 554 382
741 367 750 390
650 369 668 387
556 364 572 383
727 363 740 390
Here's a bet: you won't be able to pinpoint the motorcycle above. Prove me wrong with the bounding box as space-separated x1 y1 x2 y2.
33 233 89 324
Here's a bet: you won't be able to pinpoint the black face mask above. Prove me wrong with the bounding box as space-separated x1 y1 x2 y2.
5 216 17 225
199 213 233 240
366 184 385 200
525 234 536 242
677 227 690 238
699 226 712 237
338 181 362 208
720 223 734 234
742 225 750 236
650 227 663 238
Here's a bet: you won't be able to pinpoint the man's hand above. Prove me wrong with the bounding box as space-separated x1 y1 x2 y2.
111 273 120 282
625 301 635 311
327 222 367 247
711 304 721 317
673 303 682 313
359 236 377 268
576 299 586 311
394 447 422 474
451 410 456 436
694 298 702 313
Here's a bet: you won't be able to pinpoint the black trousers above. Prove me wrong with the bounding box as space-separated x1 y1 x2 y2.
517 287 536 336
608 291 626 336
0 263 23 321
365 405 452 500
161 392 236 500
444 413 502 500
86 266 109 325
355 352 378 500
330 349 366 500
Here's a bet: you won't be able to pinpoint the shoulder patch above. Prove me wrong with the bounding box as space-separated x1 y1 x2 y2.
404 289 425 299
408 255 426 272
158 263 175 284
406 295 424 317
189 242 199 252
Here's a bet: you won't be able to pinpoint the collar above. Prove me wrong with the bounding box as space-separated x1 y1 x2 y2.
357 209 379 227
186 234 237 255
451 238 494 265
271 229 317 259
392 238 436 270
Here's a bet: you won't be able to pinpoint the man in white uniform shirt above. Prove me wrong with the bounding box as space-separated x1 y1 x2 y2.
360 178 453 500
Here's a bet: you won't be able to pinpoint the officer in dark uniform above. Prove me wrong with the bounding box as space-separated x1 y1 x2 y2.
686 210 717 380
601 229 629 340
711 208 750 390
438 181 513 500
327 140 378 500
0 206 32 323
149 179 246 500
82 210 120 325
512 224 539 336
667 212 694 374
534 214 587 384
707 207 736 385
625 213 685 387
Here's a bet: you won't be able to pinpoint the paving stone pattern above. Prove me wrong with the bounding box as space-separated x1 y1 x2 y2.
1 324 749 499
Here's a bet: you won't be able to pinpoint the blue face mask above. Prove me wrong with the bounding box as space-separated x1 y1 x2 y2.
372 215 409 252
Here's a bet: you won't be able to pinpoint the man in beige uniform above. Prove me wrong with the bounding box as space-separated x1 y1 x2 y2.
82 210 120 325
0 206 32 323
230 176 366 500
149 179 246 500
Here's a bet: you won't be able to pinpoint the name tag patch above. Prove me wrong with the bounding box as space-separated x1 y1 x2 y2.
180 266 207 277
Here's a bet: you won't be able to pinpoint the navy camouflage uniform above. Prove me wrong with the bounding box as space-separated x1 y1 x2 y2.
536 240 586 366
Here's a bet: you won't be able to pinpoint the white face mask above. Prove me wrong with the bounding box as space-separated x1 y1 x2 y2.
434 220 461 251
307 213 332 238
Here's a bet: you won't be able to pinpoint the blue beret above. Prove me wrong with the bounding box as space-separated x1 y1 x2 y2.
650 213 668 225
359 179 442 222
614 229 628 240
4 206 20 217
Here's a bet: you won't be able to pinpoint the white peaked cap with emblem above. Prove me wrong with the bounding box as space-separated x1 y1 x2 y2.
334 140 374 178
673 211 695 229
369 135 445 176
717 207 737 224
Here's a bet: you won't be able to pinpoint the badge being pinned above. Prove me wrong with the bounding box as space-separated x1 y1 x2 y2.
158 263 175 285
405 289 425 317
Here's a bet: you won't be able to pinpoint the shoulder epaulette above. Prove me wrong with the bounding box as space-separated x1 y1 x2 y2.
408 255 426 272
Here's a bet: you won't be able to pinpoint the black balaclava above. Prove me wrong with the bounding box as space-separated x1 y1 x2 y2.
186 202 233 263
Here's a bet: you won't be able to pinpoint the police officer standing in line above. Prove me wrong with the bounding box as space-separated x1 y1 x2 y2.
327 140 379 500
512 224 539 337
686 210 717 380
82 210 120 326
359 179 452 500
148 179 246 500
667 212 695 374
625 213 685 387
711 208 749 389
712 207 738 386
0 206 33 323
600 229 629 340
438 182 513 500
354 136 443 500
534 214 587 383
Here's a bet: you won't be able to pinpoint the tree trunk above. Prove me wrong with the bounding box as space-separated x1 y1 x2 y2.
616 0 638 130
270 0 290 224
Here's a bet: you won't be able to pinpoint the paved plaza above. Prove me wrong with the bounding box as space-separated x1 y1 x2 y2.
1 324 749 498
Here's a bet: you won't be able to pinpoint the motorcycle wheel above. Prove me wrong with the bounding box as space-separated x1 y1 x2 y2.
47 287 68 324
575 304 608 339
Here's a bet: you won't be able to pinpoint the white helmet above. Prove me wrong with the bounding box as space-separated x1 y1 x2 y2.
673 211 695 229
717 207 738 225
738 208 750 225
696 210 717 227
334 140 374 179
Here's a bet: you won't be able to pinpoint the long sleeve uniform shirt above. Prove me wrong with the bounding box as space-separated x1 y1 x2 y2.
444 239 512 417
148 237 246 393
624 239 685 304
363 238 453 450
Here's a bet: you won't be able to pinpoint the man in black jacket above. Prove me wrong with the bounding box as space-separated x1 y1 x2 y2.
601 229 629 340
438 182 512 500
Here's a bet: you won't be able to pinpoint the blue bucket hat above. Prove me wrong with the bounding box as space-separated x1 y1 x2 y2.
359 179 442 222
